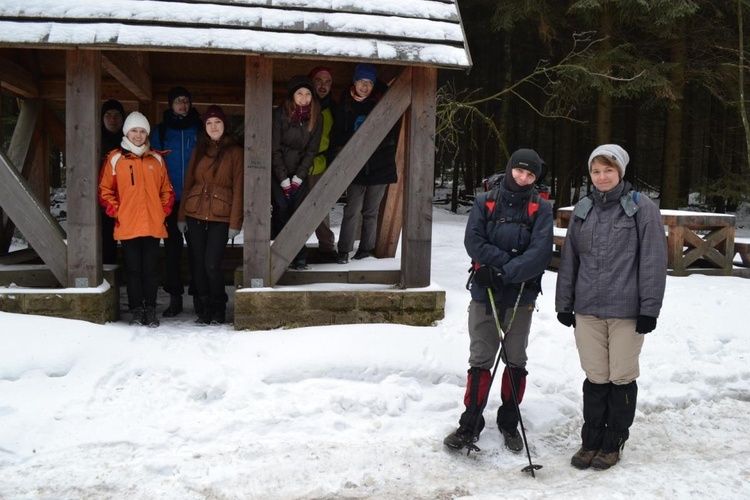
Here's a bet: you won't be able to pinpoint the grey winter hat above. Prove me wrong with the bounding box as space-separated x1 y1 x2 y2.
589 144 630 178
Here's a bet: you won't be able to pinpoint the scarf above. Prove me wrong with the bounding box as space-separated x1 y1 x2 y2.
350 86 368 102
291 104 311 125
121 137 148 157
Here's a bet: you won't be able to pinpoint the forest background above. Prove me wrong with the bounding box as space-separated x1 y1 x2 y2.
436 0 750 214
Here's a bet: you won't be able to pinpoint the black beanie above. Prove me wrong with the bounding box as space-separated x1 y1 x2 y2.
503 148 543 192
286 75 313 97
101 99 124 119
168 86 192 105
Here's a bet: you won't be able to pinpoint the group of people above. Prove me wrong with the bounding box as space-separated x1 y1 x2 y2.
98 87 243 329
445 144 667 472
97 62 400 326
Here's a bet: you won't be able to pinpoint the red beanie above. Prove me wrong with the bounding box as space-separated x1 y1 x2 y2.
202 105 227 126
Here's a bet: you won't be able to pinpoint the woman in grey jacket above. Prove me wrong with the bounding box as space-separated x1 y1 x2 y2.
555 144 667 471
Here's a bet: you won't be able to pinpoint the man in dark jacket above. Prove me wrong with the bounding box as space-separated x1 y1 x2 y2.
444 149 554 453
150 86 202 317
99 99 125 265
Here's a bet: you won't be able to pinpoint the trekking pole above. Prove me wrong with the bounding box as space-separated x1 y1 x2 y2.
465 283 525 457
488 284 543 477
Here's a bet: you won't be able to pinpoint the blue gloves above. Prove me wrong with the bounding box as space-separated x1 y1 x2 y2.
557 312 575 328
635 315 657 334
474 265 504 290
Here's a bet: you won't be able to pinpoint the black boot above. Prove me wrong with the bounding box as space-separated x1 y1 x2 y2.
211 299 227 325
193 295 205 316
444 367 490 449
162 294 183 317
144 306 160 328
573 379 611 469
496 366 527 452
129 306 145 326
592 381 638 469
195 296 213 326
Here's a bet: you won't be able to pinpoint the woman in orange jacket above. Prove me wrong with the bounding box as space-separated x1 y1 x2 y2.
99 111 175 327
177 105 243 325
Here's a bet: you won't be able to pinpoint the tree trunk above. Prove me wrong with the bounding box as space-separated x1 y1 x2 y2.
660 19 687 209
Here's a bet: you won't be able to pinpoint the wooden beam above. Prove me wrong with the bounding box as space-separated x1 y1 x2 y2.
101 51 153 102
0 149 67 285
65 49 102 288
375 118 407 258
242 55 273 287
401 66 437 288
270 68 413 285
0 56 39 98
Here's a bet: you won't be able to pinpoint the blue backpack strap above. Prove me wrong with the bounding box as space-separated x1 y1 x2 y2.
620 190 640 218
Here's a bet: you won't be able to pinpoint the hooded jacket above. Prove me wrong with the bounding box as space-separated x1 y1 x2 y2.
99 147 174 241
271 105 323 183
555 181 667 319
178 135 244 230
150 107 201 200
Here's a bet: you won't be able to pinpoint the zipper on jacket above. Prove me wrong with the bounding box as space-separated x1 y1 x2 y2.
130 165 134 185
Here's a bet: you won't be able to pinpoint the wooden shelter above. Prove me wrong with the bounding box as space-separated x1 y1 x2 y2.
0 0 472 324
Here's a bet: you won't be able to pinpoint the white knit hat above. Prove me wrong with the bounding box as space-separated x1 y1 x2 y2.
122 111 151 135
588 144 630 178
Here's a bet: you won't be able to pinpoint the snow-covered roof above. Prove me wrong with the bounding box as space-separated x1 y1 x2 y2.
0 0 472 69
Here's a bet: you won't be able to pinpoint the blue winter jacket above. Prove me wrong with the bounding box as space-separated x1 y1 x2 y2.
150 108 201 200
465 183 554 305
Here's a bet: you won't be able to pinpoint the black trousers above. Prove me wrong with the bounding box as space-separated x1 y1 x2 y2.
163 200 197 297
101 208 117 265
121 236 160 309
186 217 229 304
270 180 307 261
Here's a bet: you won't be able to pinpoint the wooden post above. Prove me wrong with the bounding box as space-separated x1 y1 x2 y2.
243 55 273 287
401 66 437 288
65 49 102 288
375 118 407 258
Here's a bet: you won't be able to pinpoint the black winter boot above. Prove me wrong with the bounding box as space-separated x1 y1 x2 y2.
144 306 160 328
444 367 490 450
195 296 213 326
597 381 638 464
193 295 205 316
129 306 145 326
496 366 527 452
211 299 227 325
162 294 183 317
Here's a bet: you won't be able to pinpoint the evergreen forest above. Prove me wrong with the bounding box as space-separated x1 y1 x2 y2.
437 0 750 213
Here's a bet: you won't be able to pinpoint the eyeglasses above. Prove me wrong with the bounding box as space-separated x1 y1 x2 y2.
173 97 190 105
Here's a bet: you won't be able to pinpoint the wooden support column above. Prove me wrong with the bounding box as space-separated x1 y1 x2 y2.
65 49 101 288
375 118 407 258
243 56 273 287
401 66 437 288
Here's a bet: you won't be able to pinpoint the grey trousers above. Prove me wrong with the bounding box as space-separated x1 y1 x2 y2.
338 183 387 253
306 172 336 252
574 314 644 385
467 299 534 370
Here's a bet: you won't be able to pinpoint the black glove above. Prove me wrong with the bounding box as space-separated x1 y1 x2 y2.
557 312 576 328
635 315 657 334
473 265 504 290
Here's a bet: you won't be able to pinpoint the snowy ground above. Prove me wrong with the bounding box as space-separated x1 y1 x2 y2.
1 206 750 499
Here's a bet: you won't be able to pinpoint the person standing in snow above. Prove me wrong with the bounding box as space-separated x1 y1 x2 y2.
330 63 399 264
271 75 323 270
98 99 125 265
444 149 553 453
99 112 175 328
150 86 201 318
555 144 667 470
177 105 243 326
306 66 338 263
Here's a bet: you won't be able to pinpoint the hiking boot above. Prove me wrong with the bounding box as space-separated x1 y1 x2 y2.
289 258 309 270
500 426 523 453
590 449 620 470
144 306 160 328
193 295 205 316
129 307 145 326
336 251 349 264
571 448 598 470
195 296 212 326
352 248 374 260
443 428 478 450
162 295 183 317
318 249 339 263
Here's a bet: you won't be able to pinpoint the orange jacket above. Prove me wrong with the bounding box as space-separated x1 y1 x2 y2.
99 148 175 241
